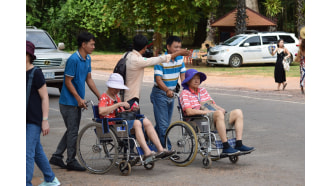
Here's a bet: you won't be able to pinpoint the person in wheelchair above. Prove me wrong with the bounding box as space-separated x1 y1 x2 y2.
98 73 176 160
179 69 255 156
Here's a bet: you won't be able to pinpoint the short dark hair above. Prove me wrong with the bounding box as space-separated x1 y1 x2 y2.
77 31 95 48
26 53 34 64
166 36 181 47
133 34 148 51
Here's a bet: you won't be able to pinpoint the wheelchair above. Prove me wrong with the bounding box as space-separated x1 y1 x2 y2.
76 101 159 176
165 93 252 169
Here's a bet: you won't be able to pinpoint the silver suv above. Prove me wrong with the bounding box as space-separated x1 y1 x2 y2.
26 26 71 92
207 31 299 67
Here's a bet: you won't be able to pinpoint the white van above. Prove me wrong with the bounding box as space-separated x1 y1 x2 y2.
207 31 299 67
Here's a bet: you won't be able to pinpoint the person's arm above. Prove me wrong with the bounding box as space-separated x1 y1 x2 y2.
99 102 130 116
271 47 278 56
86 73 101 100
38 84 50 136
65 76 87 109
155 76 174 98
170 49 191 60
284 48 291 59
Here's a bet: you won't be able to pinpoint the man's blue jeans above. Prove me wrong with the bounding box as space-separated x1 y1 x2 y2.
26 123 55 186
150 86 174 148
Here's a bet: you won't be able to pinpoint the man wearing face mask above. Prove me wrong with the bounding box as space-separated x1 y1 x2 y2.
150 36 186 148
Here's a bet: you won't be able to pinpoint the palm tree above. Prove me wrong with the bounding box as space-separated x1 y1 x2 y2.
296 0 305 33
235 0 247 35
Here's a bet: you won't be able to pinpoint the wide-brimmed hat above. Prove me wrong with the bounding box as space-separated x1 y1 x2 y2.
181 69 207 90
300 27 305 39
106 73 129 90
26 40 36 61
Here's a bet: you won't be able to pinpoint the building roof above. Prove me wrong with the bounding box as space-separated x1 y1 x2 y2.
211 7 276 27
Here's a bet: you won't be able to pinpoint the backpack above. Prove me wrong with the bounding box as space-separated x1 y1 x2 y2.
113 52 130 101
113 52 130 83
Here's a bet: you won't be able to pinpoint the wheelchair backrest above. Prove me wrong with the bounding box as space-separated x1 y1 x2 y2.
92 105 103 123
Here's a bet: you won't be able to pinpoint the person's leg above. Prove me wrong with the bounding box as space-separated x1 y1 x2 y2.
26 124 39 186
143 118 164 152
132 120 152 156
65 106 81 164
213 110 228 142
150 87 170 147
35 136 55 182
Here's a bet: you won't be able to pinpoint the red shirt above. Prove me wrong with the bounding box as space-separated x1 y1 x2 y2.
179 87 214 113
98 93 123 124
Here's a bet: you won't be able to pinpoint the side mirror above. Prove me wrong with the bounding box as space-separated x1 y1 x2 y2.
243 43 250 47
58 42 65 50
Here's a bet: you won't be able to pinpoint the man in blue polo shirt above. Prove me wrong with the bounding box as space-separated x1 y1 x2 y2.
50 32 100 171
150 36 186 148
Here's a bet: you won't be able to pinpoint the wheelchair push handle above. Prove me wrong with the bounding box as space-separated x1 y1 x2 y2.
82 100 94 111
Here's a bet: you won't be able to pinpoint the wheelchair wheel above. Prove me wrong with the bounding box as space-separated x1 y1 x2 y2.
144 162 155 170
165 121 198 167
229 155 239 164
202 156 212 169
119 161 131 176
77 122 118 174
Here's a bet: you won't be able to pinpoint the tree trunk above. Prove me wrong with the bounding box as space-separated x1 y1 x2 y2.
296 0 305 33
193 16 207 47
246 0 259 12
235 0 247 35
153 32 162 56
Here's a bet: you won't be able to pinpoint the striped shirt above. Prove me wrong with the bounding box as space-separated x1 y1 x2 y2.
179 87 215 112
154 52 186 89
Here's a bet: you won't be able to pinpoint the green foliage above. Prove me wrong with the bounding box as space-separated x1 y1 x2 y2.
263 0 283 18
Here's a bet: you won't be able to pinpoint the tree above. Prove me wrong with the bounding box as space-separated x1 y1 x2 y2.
296 0 305 32
235 0 247 35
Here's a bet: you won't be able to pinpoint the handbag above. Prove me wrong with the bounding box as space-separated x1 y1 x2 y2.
282 58 290 71
115 111 136 120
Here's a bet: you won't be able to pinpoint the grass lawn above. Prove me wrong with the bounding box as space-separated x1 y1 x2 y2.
177 61 301 77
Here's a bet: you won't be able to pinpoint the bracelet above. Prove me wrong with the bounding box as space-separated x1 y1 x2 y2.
42 117 48 121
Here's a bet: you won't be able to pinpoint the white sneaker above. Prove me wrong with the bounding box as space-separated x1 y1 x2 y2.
38 177 60 186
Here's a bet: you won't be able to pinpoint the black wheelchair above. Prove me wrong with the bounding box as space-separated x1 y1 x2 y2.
76 101 159 175
165 93 252 169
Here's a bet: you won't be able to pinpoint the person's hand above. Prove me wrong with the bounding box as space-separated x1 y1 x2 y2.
41 120 50 136
78 98 87 109
131 105 140 112
120 102 130 110
179 48 191 56
166 90 174 98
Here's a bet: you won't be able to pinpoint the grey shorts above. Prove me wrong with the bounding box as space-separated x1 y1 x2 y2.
206 111 234 131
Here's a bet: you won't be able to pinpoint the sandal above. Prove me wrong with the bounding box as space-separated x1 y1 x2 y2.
282 83 287 90
161 149 176 159
143 151 156 161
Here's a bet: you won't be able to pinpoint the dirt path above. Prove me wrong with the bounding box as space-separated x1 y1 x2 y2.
90 54 301 91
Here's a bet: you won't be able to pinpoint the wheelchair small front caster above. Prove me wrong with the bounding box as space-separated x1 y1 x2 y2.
144 162 155 170
202 157 212 169
119 161 131 176
229 155 239 164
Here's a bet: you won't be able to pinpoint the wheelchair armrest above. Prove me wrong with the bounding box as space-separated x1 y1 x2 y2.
136 114 145 119
183 115 208 120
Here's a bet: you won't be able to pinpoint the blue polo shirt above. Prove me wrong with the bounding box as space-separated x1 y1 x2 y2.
59 50 91 106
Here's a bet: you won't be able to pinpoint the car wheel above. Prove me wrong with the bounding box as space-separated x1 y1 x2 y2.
229 54 242 67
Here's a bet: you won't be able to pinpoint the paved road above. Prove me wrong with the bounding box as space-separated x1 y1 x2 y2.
34 74 305 186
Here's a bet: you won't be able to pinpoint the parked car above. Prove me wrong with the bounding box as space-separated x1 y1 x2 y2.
26 26 71 92
207 31 299 67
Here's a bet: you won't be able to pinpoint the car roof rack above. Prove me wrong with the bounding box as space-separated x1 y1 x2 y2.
26 26 37 29
243 30 259 34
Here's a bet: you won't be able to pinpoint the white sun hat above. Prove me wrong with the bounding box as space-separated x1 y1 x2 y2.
106 73 129 90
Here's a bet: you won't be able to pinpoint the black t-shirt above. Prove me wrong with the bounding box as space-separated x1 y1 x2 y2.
26 68 46 126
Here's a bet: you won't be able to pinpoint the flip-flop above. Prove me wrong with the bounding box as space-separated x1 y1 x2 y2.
283 83 287 90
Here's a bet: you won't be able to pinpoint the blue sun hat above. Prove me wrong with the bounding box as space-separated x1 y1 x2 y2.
181 69 207 90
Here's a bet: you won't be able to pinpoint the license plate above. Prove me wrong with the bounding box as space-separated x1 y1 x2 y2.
43 72 55 79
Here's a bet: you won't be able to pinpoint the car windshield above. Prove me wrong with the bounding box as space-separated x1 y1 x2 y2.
222 35 247 46
26 31 56 49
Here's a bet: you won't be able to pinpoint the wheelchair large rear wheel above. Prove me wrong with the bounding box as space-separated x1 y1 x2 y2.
77 122 118 174
165 121 198 167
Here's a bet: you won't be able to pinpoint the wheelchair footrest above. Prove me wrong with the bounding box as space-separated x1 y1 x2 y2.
215 138 236 149
136 145 158 156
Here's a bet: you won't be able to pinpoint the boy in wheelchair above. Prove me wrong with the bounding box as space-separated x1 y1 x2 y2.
180 69 255 156
98 73 175 160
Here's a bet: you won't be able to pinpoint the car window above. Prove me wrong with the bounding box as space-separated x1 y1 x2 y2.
222 35 247 46
26 31 56 49
279 35 295 43
240 36 261 46
262 36 278 45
